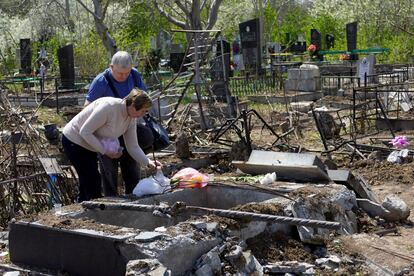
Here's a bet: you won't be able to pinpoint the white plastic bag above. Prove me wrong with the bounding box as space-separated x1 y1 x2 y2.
132 168 171 197
101 138 121 152
387 149 410 163
258 172 277 185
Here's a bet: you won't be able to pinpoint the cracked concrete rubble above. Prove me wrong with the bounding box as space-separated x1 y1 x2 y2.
7 178 411 275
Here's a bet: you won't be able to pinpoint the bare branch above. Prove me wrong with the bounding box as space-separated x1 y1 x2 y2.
387 18 414 36
103 0 111 18
175 0 190 17
200 0 207 10
153 0 186 28
206 0 222 30
74 0 102 21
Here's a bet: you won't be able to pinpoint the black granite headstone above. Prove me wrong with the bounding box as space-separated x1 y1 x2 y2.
57 44 75 89
239 18 261 73
346 22 358 60
169 53 185 73
290 42 307 53
169 44 186 73
20 39 32 74
310 29 322 51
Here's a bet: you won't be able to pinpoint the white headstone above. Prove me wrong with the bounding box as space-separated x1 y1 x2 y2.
357 54 375 83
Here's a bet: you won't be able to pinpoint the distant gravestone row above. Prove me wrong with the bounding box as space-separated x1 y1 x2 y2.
16 39 75 90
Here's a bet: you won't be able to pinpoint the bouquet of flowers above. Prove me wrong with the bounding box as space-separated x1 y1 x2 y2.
308 44 317 55
339 53 351 61
389 136 409 149
170 167 210 189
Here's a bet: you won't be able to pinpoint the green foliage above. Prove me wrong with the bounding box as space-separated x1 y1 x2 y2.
0 46 16 77
117 2 171 53
272 4 312 45
143 49 161 78
73 31 108 76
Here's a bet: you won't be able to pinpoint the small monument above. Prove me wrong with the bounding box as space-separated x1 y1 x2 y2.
346 22 358 60
169 43 186 73
19 39 32 74
57 44 75 89
239 18 261 74
357 54 376 84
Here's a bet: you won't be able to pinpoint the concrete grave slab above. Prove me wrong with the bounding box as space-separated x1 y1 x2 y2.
233 151 329 183
328 170 379 203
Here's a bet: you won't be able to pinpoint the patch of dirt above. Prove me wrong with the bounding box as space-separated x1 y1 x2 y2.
231 202 285 215
19 211 127 235
351 160 414 186
246 231 315 264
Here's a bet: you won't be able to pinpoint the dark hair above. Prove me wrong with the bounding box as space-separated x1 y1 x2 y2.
125 88 152 111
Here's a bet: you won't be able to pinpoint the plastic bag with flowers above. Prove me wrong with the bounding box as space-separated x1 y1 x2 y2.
387 136 410 163
170 167 211 189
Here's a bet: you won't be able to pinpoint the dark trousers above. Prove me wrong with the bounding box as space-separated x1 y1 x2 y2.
61 135 101 202
100 125 154 196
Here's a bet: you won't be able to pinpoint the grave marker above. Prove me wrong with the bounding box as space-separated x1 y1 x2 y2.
19 39 32 74
346 22 358 60
239 18 261 73
57 44 75 89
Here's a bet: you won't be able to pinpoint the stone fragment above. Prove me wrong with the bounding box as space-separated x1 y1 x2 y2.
134 231 166 242
381 194 410 221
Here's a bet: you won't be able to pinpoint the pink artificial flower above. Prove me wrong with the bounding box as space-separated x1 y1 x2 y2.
308 44 317 53
390 136 409 149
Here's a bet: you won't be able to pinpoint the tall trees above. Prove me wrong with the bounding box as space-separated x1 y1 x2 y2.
153 0 224 42
75 0 117 58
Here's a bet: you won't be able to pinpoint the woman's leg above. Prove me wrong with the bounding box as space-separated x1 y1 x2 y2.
61 135 101 202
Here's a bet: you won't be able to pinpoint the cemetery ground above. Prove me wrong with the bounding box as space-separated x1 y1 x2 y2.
1 98 414 275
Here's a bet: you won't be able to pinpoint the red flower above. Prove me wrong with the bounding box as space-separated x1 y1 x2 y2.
308 44 317 53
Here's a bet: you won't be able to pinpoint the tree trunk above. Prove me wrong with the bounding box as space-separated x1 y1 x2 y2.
92 0 117 59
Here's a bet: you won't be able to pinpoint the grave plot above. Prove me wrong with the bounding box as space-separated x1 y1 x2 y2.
9 181 361 275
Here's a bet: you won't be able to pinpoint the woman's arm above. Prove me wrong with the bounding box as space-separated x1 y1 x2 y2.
123 120 150 165
79 103 108 154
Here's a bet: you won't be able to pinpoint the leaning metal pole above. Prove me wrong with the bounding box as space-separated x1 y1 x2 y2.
82 201 341 230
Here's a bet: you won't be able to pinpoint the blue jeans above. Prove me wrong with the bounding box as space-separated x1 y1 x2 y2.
61 135 101 202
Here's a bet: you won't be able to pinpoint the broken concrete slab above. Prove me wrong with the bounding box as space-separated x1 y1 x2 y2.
126 259 170 275
247 150 325 169
232 162 330 183
232 150 329 183
9 221 137 276
263 261 314 274
357 195 410 222
328 170 379 203
291 184 358 244
9 219 222 276
381 194 410 222
357 198 391 218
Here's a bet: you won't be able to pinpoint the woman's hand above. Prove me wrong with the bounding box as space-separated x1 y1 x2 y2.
105 151 122 159
148 159 162 169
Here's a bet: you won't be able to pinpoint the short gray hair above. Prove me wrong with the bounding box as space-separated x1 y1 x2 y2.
111 51 133 69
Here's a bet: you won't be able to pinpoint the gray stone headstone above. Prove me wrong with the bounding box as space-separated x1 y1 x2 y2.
357 54 375 84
